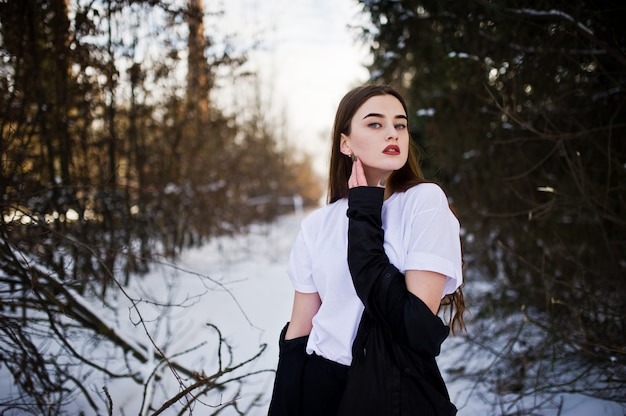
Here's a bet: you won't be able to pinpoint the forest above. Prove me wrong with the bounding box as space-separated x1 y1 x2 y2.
1 0 625 415
357 0 625 413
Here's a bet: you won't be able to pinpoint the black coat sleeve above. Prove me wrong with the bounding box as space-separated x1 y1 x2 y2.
347 186 449 357
267 322 309 416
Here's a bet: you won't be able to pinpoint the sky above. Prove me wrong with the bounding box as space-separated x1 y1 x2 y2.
216 0 372 177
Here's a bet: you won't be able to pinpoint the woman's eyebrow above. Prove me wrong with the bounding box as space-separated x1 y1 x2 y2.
362 113 408 120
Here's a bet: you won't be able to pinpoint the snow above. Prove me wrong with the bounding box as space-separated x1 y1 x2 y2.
98 214 300 415
2 211 624 415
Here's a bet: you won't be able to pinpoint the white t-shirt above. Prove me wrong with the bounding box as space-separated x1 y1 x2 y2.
287 183 463 366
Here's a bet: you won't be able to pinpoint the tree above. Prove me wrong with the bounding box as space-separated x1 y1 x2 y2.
356 0 626 410
0 0 321 413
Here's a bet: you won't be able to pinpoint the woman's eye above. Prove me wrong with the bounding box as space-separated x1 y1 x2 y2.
368 122 382 128
396 124 407 129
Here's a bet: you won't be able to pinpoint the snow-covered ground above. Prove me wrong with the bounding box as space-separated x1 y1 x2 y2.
113 211 625 415
3 211 624 415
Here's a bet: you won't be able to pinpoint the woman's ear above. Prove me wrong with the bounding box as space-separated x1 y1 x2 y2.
340 133 351 156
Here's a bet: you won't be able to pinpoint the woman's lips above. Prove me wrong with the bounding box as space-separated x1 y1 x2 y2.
383 145 400 154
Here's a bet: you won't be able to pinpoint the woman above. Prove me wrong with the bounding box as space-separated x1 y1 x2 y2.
268 84 465 415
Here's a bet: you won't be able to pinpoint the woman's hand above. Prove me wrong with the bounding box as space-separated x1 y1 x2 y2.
348 156 386 189
348 156 367 188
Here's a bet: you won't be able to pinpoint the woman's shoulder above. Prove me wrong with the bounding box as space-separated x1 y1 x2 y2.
398 182 450 209
300 198 348 231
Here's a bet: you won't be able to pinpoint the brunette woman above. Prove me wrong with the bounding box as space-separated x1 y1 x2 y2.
268 84 465 416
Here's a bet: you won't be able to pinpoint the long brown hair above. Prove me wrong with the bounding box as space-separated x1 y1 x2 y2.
327 84 466 333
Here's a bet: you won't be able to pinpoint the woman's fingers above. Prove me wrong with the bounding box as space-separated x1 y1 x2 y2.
348 156 387 189
354 157 367 185
348 156 367 188
348 156 357 188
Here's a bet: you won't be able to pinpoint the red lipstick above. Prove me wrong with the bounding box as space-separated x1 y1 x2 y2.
383 145 400 155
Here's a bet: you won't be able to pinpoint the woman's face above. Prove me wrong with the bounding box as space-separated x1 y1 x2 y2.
340 94 409 185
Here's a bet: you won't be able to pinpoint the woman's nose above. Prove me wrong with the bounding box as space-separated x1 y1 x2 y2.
386 125 398 140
